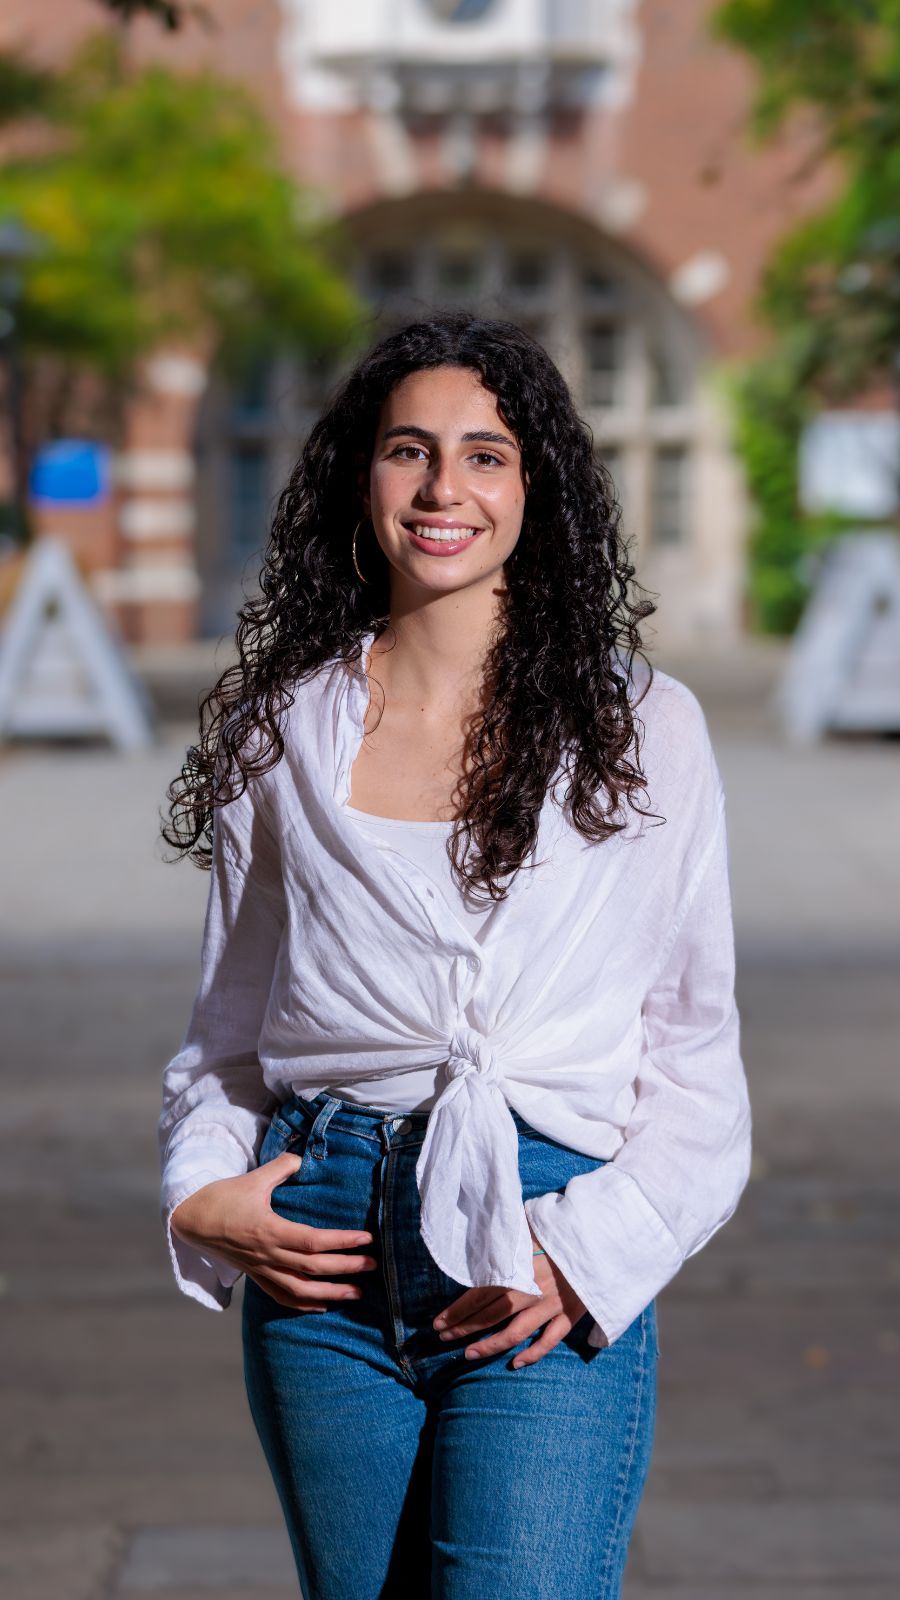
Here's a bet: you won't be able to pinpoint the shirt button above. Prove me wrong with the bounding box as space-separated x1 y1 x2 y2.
467 956 480 972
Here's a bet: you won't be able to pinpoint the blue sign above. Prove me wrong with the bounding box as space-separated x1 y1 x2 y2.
29 440 111 506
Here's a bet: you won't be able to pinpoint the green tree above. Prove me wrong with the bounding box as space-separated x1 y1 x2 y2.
711 0 900 631
0 52 60 125
0 30 363 477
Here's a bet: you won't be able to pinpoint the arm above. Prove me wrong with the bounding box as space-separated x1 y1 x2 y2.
158 785 287 1310
523 782 752 1348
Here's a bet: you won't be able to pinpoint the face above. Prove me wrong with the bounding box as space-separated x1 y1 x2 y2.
360 365 528 599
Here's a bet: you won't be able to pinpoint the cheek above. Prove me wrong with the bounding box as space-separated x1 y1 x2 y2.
487 476 524 514
370 462 408 509
487 485 525 535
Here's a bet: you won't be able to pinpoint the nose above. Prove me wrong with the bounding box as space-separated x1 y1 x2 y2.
420 453 465 504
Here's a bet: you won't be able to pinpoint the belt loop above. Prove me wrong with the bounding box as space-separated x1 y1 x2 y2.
378 1107 398 1154
307 1094 342 1161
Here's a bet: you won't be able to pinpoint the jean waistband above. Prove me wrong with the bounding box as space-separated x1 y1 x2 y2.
287 1087 535 1133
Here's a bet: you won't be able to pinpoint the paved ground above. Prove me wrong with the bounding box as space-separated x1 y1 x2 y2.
1 637 899 1599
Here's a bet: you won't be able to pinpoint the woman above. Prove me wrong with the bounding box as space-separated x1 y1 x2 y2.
158 311 751 1600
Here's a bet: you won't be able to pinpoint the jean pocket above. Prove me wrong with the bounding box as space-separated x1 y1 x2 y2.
562 1309 604 1360
259 1108 310 1171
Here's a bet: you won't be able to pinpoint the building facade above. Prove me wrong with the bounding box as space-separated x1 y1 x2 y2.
12 0 840 648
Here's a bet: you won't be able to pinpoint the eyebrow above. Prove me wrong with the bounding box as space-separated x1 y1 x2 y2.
381 424 519 451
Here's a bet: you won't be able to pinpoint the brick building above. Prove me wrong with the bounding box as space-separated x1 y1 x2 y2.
6 0 841 648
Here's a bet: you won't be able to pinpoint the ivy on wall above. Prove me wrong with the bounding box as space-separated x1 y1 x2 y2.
712 0 900 634
719 345 850 635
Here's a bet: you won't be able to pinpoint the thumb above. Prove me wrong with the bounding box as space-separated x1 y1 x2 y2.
260 1149 303 1189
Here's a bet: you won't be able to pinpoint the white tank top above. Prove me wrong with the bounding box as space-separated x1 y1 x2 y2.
299 805 500 1112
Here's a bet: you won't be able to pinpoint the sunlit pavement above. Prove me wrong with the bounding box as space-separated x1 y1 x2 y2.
1 638 898 1598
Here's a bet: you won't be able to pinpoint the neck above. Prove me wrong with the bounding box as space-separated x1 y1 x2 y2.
370 590 504 718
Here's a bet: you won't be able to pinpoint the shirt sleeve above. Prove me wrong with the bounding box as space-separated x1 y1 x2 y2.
158 783 287 1311
523 752 752 1348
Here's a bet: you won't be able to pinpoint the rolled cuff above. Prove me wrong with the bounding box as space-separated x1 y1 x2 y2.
523 1162 684 1348
161 1132 255 1310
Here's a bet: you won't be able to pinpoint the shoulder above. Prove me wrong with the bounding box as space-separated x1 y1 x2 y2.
210 703 290 858
628 659 711 753
214 651 348 840
625 660 724 819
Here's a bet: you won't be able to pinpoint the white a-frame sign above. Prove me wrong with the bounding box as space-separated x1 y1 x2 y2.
774 530 900 742
0 536 155 750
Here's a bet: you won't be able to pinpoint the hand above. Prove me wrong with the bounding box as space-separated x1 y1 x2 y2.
432 1224 590 1368
169 1151 379 1311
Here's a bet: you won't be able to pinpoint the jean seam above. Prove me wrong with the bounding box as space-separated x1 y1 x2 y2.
379 1146 418 1383
597 1309 649 1596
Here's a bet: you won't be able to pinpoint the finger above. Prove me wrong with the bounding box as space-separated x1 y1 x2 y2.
510 1315 571 1368
462 1308 550 1360
433 1289 512 1333
251 1264 366 1309
266 1246 379 1277
269 1216 374 1252
512 1317 572 1364
436 1304 516 1341
259 1150 305 1191
246 1264 323 1309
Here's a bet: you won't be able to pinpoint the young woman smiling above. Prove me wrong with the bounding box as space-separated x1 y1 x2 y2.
159 311 751 1600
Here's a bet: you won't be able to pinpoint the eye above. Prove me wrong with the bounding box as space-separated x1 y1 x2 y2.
389 444 428 460
388 444 505 466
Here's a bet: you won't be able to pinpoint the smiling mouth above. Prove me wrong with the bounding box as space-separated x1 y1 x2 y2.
403 522 485 543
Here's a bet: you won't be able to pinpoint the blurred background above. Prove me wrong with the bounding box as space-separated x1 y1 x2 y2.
1 2 899 1596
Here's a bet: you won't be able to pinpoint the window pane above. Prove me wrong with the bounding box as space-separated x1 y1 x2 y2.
368 251 414 297
584 322 621 407
233 355 270 417
437 253 482 295
431 0 496 19
649 341 685 407
651 447 688 545
229 445 269 558
507 250 550 294
580 265 618 301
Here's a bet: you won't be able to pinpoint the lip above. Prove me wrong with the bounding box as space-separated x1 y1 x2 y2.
402 520 486 557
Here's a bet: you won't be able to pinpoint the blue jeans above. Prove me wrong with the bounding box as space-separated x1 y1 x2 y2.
241 1090 658 1600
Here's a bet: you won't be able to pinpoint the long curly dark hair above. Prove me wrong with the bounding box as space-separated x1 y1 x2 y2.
161 309 660 902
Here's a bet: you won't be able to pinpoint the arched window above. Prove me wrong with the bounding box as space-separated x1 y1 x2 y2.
195 200 716 638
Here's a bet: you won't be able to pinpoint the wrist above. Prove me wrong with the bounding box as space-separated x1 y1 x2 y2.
170 1184 213 1243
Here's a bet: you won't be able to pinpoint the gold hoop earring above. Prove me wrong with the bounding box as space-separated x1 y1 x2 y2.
352 517 371 585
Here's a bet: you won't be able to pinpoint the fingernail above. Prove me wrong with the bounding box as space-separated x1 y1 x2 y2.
433 1317 446 1329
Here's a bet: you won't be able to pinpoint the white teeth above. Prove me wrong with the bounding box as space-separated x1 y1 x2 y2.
410 524 480 542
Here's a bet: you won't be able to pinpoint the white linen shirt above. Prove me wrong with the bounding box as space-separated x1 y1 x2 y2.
158 629 752 1348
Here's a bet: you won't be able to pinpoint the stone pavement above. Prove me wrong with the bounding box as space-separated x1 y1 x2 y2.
1 638 898 1599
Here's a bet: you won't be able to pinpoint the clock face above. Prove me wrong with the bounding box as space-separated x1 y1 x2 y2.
425 0 497 21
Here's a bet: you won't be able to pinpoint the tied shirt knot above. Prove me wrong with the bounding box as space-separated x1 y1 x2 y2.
446 1025 501 1087
414 1024 542 1297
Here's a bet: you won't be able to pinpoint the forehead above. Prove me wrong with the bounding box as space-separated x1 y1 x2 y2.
378 366 515 437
